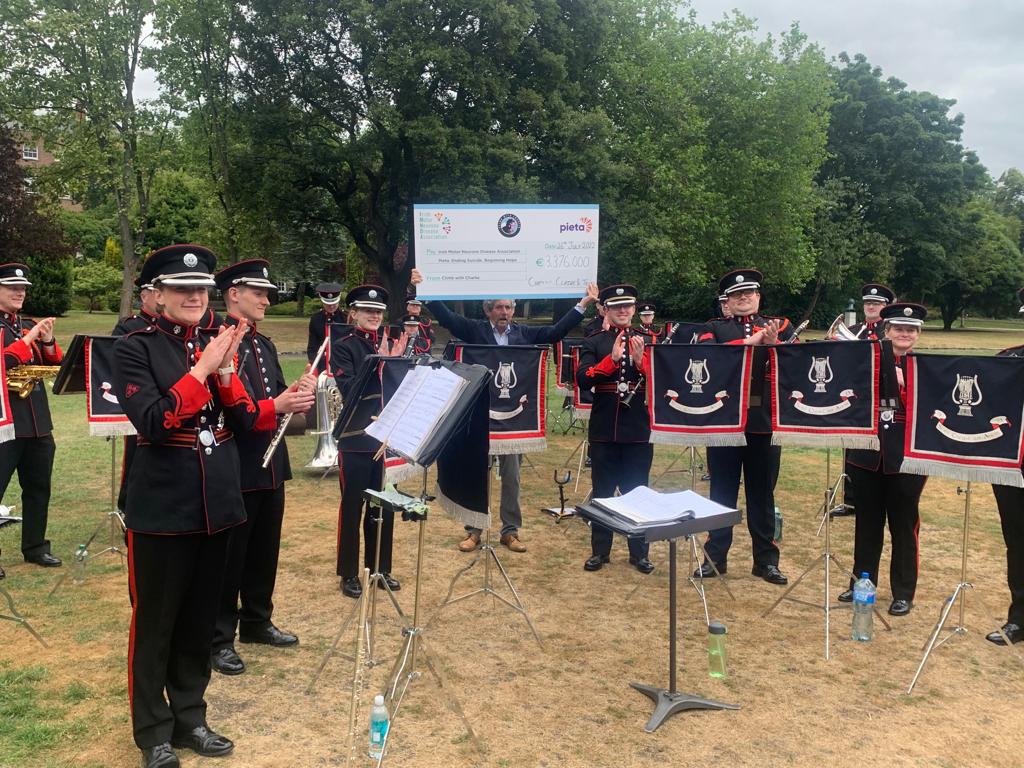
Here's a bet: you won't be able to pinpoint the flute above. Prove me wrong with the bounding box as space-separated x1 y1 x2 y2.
261 335 328 468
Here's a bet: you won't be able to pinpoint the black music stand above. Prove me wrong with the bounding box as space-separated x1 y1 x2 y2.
0 514 48 647
575 495 741 732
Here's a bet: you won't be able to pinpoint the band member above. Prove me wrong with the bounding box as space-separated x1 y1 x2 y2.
717 294 732 319
695 269 796 585
839 302 928 616
400 314 432 355
333 284 407 598
577 284 654 574
307 282 344 374
0 262 62 569
847 283 895 340
112 276 162 335
404 297 435 347
409 268 598 554
210 260 316 676
985 294 1024 645
637 303 661 339
113 244 262 767
584 300 606 336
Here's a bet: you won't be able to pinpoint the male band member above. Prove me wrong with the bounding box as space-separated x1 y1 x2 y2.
577 284 654 574
410 268 598 553
112 276 163 335
114 244 261 767
0 262 62 569
583 300 606 336
404 297 436 347
847 283 895 340
210 260 316 675
637 302 661 339
307 282 344 374
984 289 1024 645
400 314 432 355
695 268 796 585
838 303 928 616
333 284 408 598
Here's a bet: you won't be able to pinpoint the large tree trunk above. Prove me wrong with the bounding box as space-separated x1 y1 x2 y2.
117 210 139 318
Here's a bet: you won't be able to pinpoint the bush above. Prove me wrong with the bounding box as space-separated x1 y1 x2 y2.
72 262 123 313
266 300 320 317
24 254 74 316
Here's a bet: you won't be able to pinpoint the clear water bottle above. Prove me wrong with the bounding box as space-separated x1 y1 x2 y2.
773 506 783 542
851 572 875 641
368 693 389 759
71 543 87 584
708 621 728 678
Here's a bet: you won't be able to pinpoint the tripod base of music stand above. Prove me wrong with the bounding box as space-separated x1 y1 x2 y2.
1 586 47 647
629 682 738 733
907 581 972 694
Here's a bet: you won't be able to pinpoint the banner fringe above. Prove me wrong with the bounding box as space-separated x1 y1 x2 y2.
435 485 491 530
771 433 880 451
572 408 591 421
489 437 546 455
650 432 747 448
899 457 1024 488
89 422 137 438
0 423 14 445
385 462 421 485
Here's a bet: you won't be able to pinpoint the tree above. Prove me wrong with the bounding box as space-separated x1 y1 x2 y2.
995 168 1024 252
73 262 123 312
0 0 170 316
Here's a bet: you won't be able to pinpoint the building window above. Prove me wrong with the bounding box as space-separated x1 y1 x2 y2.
22 144 39 161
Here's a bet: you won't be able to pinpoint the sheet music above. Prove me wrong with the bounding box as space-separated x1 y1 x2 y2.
592 487 734 525
365 365 467 461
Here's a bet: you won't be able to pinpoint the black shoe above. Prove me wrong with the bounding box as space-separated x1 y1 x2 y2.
583 554 610 571
700 473 711 482
888 599 913 616
239 623 298 647
140 743 179 768
341 577 362 598
986 622 1024 646
752 563 788 585
693 561 727 579
629 557 655 574
171 725 234 757
377 573 401 591
0 564 5 579
830 504 855 517
837 588 854 603
211 647 245 676
25 552 61 567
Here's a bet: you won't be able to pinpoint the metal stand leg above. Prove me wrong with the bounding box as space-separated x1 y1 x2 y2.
682 447 734 603
762 449 890 660
908 483 973 693
0 584 47 647
630 540 738 732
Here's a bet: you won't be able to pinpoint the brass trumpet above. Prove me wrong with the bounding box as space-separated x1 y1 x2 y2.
5 365 61 398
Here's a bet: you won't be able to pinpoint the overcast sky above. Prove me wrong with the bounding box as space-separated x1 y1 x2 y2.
689 0 1023 178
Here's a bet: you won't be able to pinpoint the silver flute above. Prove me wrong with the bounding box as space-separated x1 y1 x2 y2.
261 335 328 468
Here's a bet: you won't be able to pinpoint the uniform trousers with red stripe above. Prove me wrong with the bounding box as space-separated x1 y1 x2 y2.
336 451 392 578
846 464 926 601
990 483 1024 626
127 529 230 749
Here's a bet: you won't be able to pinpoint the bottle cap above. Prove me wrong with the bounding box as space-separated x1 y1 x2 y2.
861 572 869 578
374 694 384 705
709 621 727 635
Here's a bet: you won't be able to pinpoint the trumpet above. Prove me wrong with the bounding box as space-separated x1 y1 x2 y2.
5 365 61 398
261 336 328 469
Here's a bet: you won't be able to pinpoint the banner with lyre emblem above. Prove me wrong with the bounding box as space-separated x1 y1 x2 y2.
769 340 879 449
86 336 137 437
901 353 1024 487
448 343 548 454
646 344 753 446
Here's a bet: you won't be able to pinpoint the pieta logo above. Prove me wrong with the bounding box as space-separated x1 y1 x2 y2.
559 216 593 234
498 213 521 237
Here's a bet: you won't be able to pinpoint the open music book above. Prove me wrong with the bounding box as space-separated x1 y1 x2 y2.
365 364 469 464
592 487 734 527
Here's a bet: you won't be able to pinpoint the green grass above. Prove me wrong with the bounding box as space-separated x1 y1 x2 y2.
0 663 87 765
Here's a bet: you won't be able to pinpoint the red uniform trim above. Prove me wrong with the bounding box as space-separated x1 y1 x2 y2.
255 398 277 431
217 373 256 412
166 373 212 428
126 530 138 726
586 354 617 378
336 452 345 563
4 338 32 364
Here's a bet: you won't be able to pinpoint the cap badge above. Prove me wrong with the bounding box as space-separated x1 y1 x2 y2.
262 267 269 278
736 274 744 283
183 253 198 268
615 288 624 296
870 288 878 295
903 307 913 317
15 268 23 277
368 289 378 299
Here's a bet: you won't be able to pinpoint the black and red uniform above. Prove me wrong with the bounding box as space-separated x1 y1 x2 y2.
0 310 63 561
697 313 795 570
114 313 259 750
847 319 882 341
307 308 346 374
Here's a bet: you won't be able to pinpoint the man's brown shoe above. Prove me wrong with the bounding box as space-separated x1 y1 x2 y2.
458 533 481 552
500 534 527 553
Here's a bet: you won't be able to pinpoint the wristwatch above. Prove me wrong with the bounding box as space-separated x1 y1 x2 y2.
217 365 235 376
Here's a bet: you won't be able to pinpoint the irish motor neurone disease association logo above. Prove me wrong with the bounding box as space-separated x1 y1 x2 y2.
417 210 451 240
498 213 522 238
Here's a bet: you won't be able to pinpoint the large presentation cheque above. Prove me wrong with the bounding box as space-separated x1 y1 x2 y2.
413 203 599 299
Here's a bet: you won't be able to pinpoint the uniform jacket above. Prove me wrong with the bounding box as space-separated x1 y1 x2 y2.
113 315 260 534
225 314 290 491
583 315 605 337
846 355 909 474
111 309 160 337
848 319 882 341
331 327 383 453
307 309 346 372
429 301 583 345
1 311 63 437
576 328 650 444
697 313 796 434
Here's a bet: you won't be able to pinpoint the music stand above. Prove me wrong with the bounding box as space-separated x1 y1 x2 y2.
575 495 741 731
0 514 47 647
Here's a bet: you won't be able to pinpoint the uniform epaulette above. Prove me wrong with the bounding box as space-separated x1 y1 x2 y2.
124 325 157 338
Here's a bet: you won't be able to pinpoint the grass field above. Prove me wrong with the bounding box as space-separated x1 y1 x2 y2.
1 312 1023 767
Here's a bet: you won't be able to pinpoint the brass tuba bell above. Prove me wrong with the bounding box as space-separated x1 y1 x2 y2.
305 371 342 469
826 314 863 341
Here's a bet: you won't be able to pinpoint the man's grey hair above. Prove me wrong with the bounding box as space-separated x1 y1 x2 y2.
482 299 516 312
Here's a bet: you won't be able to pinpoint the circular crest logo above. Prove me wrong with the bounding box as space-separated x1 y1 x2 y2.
15 268 23 277
183 253 199 268
368 289 378 299
262 267 269 278
498 213 521 238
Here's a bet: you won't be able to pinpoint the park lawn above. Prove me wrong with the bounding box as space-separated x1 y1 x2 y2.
1 316 1023 766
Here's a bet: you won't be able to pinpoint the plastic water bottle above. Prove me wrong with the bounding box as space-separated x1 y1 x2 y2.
852 572 875 641
708 621 728 678
368 694 389 759
71 544 87 584
773 506 783 542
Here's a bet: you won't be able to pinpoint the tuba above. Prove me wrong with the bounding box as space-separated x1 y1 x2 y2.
305 371 343 469
826 314 862 341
